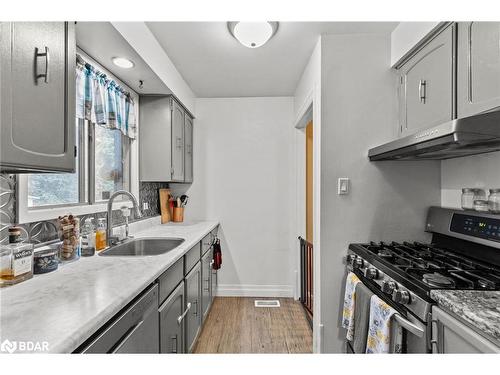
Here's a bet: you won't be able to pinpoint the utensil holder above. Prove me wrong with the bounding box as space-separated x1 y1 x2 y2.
173 207 184 222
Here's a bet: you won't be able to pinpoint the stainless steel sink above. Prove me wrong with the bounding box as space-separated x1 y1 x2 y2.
99 238 185 257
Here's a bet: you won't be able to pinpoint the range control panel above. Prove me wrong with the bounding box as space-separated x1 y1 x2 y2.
451 213 500 241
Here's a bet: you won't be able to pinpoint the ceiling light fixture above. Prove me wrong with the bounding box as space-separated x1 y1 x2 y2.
112 57 135 69
227 22 279 48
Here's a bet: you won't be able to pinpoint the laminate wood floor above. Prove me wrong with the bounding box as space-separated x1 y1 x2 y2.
193 297 312 353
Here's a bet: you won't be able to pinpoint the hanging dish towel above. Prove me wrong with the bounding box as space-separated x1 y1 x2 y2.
212 238 222 270
366 295 398 353
342 272 361 341
352 282 374 353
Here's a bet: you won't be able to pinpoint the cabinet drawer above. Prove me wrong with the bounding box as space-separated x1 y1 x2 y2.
158 257 184 305
184 243 201 275
201 233 212 255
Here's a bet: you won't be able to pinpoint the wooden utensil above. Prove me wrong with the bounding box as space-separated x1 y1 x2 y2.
159 188 171 224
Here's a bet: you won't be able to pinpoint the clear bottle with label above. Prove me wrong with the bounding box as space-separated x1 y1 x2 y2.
0 227 34 287
81 218 96 257
95 218 107 251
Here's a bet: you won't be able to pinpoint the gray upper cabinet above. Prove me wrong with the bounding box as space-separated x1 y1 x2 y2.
185 262 201 353
457 22 500 118
397 25 455 136
140 95 194 183
0 22 76 173
184 114 193 183
171 100 185 182
201 250 213 322
431 306 500 353
159 281 185 354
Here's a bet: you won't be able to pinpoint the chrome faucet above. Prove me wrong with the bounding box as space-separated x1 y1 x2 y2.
107 190 142 246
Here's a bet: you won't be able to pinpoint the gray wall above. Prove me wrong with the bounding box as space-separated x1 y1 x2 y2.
319 34 441 353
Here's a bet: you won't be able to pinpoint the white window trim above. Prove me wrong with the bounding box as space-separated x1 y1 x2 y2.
17 104 140 224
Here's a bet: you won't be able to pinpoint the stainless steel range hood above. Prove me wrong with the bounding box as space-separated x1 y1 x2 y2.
368 110 500 161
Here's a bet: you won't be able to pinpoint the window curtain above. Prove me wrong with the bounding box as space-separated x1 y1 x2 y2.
75 55 136 139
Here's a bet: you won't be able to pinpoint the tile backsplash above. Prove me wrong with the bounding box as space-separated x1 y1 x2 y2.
0 173 168 245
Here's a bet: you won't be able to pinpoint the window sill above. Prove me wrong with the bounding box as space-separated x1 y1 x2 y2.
17 197 135 224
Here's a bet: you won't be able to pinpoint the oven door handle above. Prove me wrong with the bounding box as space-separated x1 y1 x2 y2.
394 314 425 338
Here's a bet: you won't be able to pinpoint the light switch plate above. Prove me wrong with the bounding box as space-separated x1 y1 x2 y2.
338 178 350 195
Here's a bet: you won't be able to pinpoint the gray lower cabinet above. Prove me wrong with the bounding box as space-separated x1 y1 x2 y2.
139 95 194 182
159 281 185 354
457 22 500 118
431 306 500 353
397 24 454 136
0 22 76 173
185 262 201 353
201 250 213 321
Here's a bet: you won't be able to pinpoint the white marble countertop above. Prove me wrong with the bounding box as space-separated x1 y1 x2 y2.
0 217 219 353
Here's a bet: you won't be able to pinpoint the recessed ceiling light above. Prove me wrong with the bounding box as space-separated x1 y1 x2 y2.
112 57 134 69
227 22 279 48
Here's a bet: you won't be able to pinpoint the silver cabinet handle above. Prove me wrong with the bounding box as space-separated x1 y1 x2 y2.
193 300 198 316
203 277 210 292
35 46 50 84
171 335 178 353
430 318 439 353
419 79 427 103
394 314 425 338
177 302 191 325
176 137 183 149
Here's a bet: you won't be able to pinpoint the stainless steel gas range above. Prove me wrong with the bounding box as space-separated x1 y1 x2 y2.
346 206 500 353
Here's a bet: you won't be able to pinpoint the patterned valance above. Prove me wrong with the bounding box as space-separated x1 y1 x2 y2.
75 55 136 139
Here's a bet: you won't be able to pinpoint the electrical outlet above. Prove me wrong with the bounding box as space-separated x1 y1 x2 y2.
142 202 149 210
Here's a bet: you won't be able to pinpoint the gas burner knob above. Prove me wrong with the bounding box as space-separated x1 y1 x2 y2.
353 258 365 269
364 267 379 280
382 280 397 295
392 290 411 305
346 254 356 265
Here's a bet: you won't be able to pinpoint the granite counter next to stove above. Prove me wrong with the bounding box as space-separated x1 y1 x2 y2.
430 290 500 345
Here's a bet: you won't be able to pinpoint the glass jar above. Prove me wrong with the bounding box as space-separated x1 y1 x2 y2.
488 189 500 214
474 199 489 212
0 242 34 287
34 247 59 274
462 188 486 210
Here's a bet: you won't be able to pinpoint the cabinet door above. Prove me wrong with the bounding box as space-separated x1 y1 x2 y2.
431 307 500 353
171 100 185 182
184 114 193 183
457 22 500 118
201 250 213 322
159 281 185 354
398 25 454 136
185 262 201 353
0 22 76 172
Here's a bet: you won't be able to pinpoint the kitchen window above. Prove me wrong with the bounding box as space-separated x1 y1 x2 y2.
18 120 137 223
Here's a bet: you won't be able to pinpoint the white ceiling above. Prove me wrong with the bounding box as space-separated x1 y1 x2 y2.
76 22 171 95
146 22 398 97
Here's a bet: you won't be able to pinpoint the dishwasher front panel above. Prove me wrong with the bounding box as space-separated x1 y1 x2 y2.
80 284 159 354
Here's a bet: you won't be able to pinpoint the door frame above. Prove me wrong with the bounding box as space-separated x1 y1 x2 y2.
293 84 321 353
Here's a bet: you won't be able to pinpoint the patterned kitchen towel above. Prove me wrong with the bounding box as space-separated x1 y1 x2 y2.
366 295 398 353
342 272 361 341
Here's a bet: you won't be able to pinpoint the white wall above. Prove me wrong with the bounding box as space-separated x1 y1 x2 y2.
111 22 196 113
320 33 441 353
181 97 296 297
441 151 500 208
391 22 440 66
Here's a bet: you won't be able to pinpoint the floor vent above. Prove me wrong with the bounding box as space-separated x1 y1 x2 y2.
254 300 280 308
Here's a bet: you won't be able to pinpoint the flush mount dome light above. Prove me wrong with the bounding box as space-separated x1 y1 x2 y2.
112 57 134 69
227 22 279 48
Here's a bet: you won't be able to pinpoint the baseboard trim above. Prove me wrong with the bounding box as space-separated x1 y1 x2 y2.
216 284 294 298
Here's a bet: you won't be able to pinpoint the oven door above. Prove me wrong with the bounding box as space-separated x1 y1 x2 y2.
347 273 429 354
